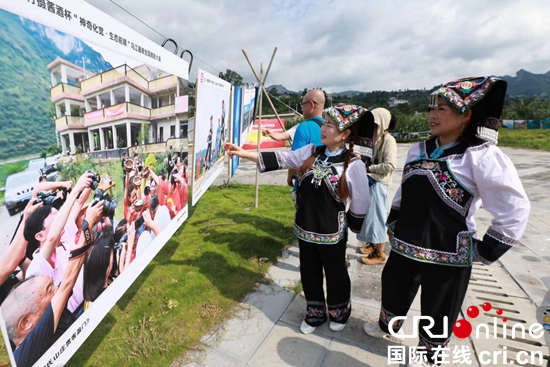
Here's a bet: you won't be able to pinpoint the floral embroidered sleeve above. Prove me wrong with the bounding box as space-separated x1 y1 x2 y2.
346 159 370 233
257 144 316 173
472 147 530 265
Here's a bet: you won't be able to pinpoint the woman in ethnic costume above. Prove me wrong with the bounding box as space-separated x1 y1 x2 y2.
363 76 530 366
226 105 373 334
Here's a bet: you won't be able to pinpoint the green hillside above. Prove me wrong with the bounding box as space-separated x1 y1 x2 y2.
0 10 55 160
0 9 112 160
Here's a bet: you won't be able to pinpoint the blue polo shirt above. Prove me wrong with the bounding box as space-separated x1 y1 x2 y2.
291 116 322 151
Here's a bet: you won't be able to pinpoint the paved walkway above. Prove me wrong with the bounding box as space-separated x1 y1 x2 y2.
178 144 550 367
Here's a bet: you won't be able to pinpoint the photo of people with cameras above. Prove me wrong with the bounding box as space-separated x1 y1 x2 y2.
0 2 193 366
0 145 189 367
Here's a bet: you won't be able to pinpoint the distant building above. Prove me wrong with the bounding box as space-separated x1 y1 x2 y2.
48 57 189 155
388 96 409 108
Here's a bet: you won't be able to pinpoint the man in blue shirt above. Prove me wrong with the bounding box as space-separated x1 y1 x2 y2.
287 89 324 185
263 89 324 186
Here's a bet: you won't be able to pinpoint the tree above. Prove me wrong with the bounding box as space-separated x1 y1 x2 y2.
137 122 151 144
46 144 62 155
223 69 243 86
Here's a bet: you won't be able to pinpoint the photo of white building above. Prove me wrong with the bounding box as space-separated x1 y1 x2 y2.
49 57 189 157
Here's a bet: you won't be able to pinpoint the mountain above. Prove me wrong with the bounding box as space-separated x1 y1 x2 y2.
0 9 112 160
333 90 364 96
500 69 550 97
266 84 296 95
269 70 550 100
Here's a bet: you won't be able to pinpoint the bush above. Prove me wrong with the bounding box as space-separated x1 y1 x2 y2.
144 153 158 169
46 144 62 155
152 152 169 175
57 155 97 182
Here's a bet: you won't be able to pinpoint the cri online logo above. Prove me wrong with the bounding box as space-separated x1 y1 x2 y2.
454 302 506 338
389 302 546 340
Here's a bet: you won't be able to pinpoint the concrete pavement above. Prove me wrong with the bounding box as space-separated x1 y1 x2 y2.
178 144 550 367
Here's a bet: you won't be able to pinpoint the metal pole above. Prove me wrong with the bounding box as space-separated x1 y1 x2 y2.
255 64 264 209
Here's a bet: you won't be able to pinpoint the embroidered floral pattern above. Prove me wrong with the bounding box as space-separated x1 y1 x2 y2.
257 152 266 172
306 306 325 318
419 334 450 351
294 212 346 244
309 159 339 189
391 231 474 266
305 301 327 325
298 157 350 203
326 105 369 131
402 159 473 216
434 76 498 114
328 300 351 322
486 227 517 246
380 306 405 331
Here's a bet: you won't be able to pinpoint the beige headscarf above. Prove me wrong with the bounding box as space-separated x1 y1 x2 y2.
371 108 392 143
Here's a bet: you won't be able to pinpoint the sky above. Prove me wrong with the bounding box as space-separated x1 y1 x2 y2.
84 0 550 94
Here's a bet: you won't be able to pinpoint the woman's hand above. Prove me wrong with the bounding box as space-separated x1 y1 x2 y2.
143 209 153 227
224 143 259 162
24 199 43 219
75 172 93 194
225 143 243 158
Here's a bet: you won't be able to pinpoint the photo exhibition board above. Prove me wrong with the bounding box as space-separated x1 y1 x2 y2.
0 1 190 366
240 87 258 148
229 87 242 178
241 118 286 150
191 69 231 206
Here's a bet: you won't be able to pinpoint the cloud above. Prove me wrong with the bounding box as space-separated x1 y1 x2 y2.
84 0 550 93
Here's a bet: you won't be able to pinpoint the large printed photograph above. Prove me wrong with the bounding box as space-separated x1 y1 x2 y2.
191 69 231 205
240 87 258 144
0 1 189 366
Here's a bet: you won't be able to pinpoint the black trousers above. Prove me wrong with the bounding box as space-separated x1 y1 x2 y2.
379 251 471 363
299 238 351 326
205 143 212 164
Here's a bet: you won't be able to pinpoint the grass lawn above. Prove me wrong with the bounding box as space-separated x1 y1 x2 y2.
0 183 296 366
498 128 550 151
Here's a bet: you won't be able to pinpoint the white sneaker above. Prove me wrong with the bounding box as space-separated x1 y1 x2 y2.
300 320 316 334
329 321 347 332
363 321 404 342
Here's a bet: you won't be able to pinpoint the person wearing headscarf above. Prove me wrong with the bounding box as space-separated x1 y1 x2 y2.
363 77 530 367
226 105 373 334
356 108 398 264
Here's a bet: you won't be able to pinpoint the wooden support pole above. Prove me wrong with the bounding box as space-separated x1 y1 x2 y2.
242 48 278 208
255 64 263 209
